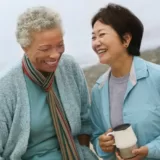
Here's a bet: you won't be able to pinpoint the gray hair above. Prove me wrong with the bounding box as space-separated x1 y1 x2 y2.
16 6 62 47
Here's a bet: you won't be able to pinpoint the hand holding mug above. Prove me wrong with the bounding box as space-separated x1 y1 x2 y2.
106 123 138 159
99 128 115 153
116 146 148 160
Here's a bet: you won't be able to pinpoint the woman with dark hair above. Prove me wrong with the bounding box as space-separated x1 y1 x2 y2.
90 3 160 160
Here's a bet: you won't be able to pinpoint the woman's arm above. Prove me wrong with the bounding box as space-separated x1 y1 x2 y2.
72 60 92 146
0 121 8 160
0 92 9 160
145 136 160 159
90 87 115 159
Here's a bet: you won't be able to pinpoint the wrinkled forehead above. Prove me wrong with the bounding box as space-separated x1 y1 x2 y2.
31 28 64 45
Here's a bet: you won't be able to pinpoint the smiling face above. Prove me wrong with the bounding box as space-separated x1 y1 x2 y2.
92 20 128 66
23 27 64 73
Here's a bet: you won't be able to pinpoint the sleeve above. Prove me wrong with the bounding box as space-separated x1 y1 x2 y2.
0 122 8 160
0 92 9 160
146 137 160 159
145 69 160 159
90 88 114 159
72 60 92 135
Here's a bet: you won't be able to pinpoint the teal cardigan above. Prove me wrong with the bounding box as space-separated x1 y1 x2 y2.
0 54 98 160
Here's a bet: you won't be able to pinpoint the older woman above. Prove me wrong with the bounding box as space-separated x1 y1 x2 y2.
0 6 98 160
90 3 160 160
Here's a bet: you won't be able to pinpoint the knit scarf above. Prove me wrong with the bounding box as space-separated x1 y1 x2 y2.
22 55 80 160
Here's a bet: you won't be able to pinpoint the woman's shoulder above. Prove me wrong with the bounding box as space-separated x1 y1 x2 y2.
144 61 160 93
146 61 160 70
145 61 160 78
0 62 23 95
0 63 24 120
59 54 77 66
91 70 109 95
59 54 83 76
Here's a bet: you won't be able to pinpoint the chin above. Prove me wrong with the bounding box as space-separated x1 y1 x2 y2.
46 68 57 73
99 59 108 65
39 67 57 73
44 64 58 72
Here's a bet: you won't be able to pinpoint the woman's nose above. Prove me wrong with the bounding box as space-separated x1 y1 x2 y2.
49 51 60 59
93 38 102 48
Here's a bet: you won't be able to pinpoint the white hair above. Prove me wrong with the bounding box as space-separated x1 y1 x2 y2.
16 6 62 47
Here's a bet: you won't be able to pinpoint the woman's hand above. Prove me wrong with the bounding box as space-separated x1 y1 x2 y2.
99 128 115 153
116 146 148 160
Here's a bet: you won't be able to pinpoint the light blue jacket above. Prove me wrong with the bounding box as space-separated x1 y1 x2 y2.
0 55 98 160
90 56 160 160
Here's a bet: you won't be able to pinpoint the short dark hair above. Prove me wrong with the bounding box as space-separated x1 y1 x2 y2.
91 3 144 56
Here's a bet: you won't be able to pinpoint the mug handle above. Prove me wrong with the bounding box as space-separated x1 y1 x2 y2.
107 132 115 136
106 132 116 145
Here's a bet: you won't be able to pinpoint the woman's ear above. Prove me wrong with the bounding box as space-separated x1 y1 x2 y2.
123 33 132 48
22 47 28 53
22 47 30 57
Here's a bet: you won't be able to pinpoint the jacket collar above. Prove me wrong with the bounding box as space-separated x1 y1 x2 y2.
96 56 149 88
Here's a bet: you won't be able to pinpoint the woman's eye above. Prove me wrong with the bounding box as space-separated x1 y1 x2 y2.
39 48 49 52
57 44 64 52
57 45 64 51
99 33 105 37
92 36 96 40
59 44 64 48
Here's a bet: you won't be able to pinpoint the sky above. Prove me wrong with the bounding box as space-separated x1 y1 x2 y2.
0 0 160 74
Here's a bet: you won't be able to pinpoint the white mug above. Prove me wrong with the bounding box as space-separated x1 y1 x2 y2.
107 123 138 159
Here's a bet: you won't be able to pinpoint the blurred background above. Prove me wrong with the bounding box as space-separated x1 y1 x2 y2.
0 0 160 74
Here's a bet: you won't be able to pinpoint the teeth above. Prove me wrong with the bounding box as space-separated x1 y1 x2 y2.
45 61 57 65
98 49 107 54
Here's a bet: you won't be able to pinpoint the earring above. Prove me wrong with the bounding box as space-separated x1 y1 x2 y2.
125 44 128 48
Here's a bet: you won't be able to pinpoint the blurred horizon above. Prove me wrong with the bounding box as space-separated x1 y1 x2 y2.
0 0 160 72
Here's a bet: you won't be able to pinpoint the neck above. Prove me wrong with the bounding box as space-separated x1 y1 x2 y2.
41 71 51 77
111 55 133 77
